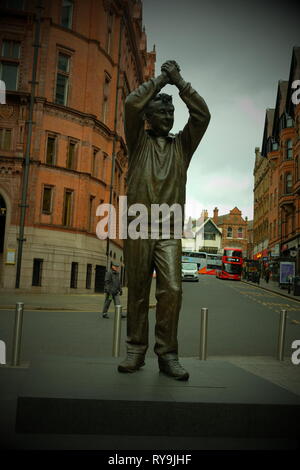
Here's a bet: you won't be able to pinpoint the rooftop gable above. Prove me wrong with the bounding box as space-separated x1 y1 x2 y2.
272 80 289 140
261 108 275 157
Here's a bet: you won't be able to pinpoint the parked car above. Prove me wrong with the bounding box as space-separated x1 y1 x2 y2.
181 262 199 282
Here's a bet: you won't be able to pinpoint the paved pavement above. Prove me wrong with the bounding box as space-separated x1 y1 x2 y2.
242 277 300 301
0 282 157 312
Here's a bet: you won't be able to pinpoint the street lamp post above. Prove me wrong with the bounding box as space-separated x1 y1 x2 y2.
15 3 42 288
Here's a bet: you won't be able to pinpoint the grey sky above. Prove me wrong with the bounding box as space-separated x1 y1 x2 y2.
142 0 300 220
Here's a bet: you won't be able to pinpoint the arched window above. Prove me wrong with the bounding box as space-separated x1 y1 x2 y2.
227 227 232 238
237 227 243 238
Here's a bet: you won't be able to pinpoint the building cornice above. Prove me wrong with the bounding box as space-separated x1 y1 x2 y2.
42 99 115 140
38 162 107 187
32 222 124 249
0 156 108 188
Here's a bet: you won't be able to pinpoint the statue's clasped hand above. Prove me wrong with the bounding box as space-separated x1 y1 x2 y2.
161 60 182 86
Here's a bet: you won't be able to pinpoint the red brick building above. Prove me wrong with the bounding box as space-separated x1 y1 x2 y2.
253 144 270 261
255 47 300 278
278 50 300 262
0 0 155 292
213 206 248 256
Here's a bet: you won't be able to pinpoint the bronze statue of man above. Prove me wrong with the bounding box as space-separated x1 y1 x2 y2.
118 61 210 380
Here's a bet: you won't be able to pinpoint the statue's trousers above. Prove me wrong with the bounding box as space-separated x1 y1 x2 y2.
124 237 182 357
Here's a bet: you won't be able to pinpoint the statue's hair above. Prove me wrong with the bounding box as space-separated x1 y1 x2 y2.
144 93 173 117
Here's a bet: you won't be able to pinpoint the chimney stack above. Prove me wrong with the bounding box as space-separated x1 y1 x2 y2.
213 207 219 223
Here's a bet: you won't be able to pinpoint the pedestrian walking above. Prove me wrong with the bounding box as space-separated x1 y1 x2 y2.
102 262 126 319
265 268 270 284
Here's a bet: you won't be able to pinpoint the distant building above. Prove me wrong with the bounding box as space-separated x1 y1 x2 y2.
182 212 222 254
183 207 247 256
0 0 155 292
213 207 248 257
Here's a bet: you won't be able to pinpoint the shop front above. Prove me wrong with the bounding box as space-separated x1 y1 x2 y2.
281 237 300 276
253 249 269 278
268 244 280 282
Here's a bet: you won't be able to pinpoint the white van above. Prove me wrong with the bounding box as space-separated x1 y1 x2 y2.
181 262 199 282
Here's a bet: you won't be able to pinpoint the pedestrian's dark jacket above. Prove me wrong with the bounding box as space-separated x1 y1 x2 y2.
104 270 121 295
124 75 210 237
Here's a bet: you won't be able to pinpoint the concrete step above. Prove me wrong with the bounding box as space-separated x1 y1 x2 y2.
13 355 300 439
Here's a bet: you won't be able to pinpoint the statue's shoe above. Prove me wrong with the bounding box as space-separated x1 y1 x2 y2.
118 352 145 373
158 356 189 381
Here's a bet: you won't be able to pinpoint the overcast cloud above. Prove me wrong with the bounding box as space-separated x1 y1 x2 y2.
143 0 300 220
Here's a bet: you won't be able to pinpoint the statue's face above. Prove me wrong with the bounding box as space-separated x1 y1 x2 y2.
147 102 174 137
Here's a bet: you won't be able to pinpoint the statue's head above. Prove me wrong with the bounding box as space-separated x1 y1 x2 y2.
144 93 174 137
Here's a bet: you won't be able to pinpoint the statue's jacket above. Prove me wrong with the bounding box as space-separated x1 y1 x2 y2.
124 75 211 237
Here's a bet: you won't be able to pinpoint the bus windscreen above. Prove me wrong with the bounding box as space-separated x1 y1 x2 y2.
224 249 242 258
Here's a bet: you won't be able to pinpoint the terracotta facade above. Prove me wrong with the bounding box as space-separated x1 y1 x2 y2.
254 47 300 276
0 0 155 292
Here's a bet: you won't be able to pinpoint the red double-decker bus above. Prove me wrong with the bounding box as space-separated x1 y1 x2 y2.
216 247 243 280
